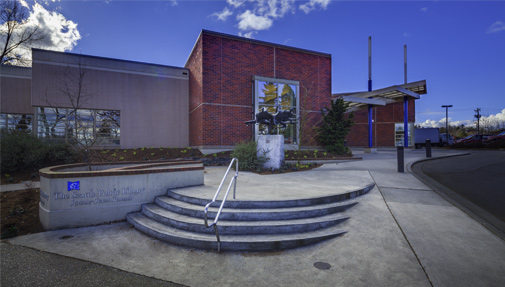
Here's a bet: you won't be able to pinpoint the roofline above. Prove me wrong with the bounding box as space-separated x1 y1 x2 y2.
332 80 427 97
185 31 204 68
202 30 331 58
185 29 331 67
31 48 188 71
0 64 32 78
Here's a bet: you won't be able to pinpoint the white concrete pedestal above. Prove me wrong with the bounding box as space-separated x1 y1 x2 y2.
257 135 284 169
364 147 378 154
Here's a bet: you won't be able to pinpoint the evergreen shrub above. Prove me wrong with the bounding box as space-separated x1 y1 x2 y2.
231 140 268 171
0 129 76 173
318 98 354 154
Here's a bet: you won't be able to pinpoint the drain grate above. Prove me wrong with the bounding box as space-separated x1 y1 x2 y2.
314 262 331 270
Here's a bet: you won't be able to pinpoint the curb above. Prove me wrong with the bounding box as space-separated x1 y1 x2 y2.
407 153 505 241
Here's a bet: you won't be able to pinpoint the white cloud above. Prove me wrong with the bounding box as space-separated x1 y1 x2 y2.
19 0 29 8
420 7 428 13
299 0 330 14
403 32 410 38
239 31 258 39
211 0 330 36
169 0 178 7
28 3 81 51
418 118 472 128
418 118 445 128
417 108 505 128
237 10 273 31
212 7 233 21
227 0 247 8
0 2 80 66
487 21 505 34
481 108 505 123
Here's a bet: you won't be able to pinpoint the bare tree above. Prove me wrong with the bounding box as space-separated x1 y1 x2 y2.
41 56 101 170
295 84 324 166
0 0 44 66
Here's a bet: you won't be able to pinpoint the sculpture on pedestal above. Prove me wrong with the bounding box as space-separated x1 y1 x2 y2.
244 106 297 133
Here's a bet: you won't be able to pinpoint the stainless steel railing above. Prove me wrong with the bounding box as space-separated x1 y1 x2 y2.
203 158 238 252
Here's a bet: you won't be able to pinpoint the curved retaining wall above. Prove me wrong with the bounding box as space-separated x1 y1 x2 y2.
39 160 204 230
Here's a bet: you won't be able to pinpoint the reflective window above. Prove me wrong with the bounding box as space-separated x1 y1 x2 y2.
0 113 33 132
37 107 120 146
254 77 299 145
395 123 414 147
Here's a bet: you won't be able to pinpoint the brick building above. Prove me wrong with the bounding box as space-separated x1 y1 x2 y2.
185 30 331 150
1 30 426 150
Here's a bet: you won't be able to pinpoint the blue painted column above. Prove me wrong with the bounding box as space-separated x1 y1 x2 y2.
404 96 409 147
367 36 373 148
368 80 373 148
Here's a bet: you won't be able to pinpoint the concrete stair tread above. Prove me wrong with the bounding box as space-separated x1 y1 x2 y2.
167 182 375 208
128 212 346 243
156 195 356 214
143 203 349 227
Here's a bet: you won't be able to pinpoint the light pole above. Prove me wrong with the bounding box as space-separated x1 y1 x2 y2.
474 108 481 134
442 105 453 144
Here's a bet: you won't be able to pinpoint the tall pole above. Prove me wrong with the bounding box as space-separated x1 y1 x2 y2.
404 45 407 85
368 36 373 148
368 36 372 92
442 105 453 144
474 108 481 134
403 45 409 147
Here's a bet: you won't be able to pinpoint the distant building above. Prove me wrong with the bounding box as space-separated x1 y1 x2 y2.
0 30 426 149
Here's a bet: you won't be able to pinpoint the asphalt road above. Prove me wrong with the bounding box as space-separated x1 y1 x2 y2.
0 242 186 287
412 150 505 232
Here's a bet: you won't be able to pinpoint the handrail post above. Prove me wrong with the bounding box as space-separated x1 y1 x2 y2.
203 158 239 252
214 225 221 252
233 158 238 200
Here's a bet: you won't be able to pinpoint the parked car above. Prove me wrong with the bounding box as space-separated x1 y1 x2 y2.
483 131 505 142
455 134 492 144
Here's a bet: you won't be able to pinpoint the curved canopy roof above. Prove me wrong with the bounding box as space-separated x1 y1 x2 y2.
333 80 427 112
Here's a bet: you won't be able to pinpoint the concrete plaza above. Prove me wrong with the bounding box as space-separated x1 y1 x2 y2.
2 148 505 287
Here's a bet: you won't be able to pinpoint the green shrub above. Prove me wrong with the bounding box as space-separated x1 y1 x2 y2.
231 140 268 171
0 130 76 173
318 98 354 154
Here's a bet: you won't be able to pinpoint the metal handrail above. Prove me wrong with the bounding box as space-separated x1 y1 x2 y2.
203 158 239 252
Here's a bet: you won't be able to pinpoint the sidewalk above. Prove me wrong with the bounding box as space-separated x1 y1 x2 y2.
2 148 505 287
0 181 40 193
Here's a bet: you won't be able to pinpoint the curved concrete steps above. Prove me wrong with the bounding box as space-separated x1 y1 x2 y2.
128 212 347 252
140 203 349 235
155 196 357 221
127 183 373 252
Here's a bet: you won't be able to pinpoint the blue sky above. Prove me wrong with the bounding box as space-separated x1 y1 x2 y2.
15 0 505 127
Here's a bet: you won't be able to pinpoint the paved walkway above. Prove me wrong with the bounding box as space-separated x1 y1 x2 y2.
2 148 505 287
0 181 40 193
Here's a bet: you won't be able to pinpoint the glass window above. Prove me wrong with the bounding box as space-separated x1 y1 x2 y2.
395 123 414 147
36 107 120 146
0 113 33 132
254 77 299 146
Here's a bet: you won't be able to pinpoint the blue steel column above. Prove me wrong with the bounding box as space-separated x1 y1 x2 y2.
404 96 408 147
368 36 373 148
403 45 409 147
368 81 372 148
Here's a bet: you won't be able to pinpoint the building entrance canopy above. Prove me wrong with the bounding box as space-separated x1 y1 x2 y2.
335 80 427 112
333 80 427 148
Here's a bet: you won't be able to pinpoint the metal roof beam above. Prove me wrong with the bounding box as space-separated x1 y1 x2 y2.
396 86 420 99
342 96 386 106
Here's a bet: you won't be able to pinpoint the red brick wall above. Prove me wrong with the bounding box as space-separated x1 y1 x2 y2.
186 31 332 147
346 99 416 147
186 34 203 146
